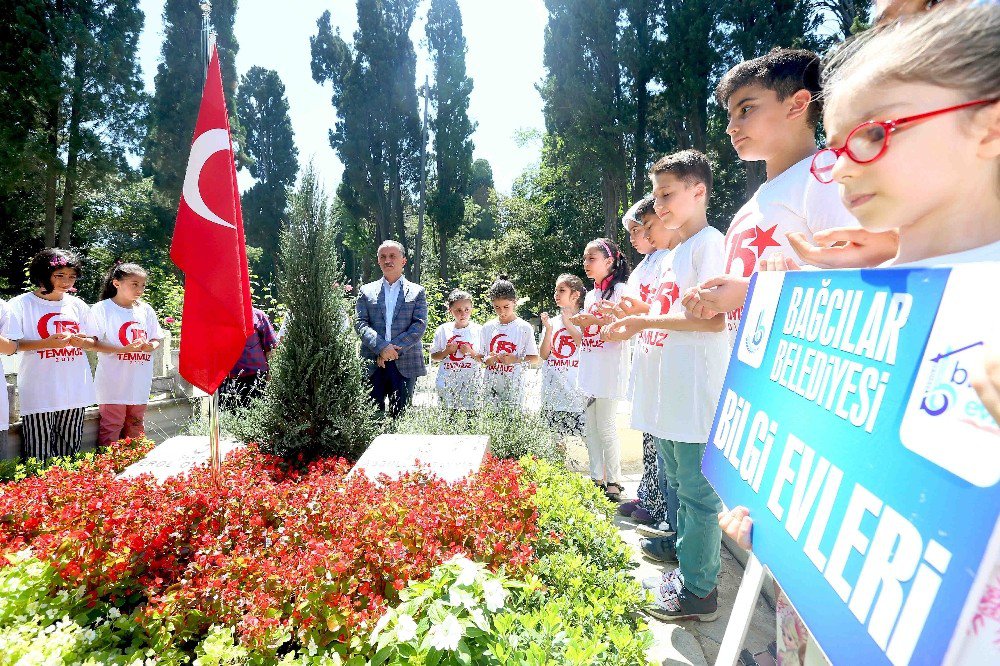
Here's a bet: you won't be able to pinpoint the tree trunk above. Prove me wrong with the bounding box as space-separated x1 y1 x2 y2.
633 80 649 200
43 102 60 247
59 45 85 249
438 227 448 283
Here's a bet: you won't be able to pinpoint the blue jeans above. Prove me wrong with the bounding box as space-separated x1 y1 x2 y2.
653 437 722 598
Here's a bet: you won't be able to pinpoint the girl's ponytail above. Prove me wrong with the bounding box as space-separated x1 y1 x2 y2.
101 261 148 301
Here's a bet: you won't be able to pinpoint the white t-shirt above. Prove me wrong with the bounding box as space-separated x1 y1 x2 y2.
91 299 166 405
632 226 729 443
893 240 1000 267
626 250 668 302
577 282 629 400
723 154 858 345
626 250 669 400
540 314 587 413
429 321 483 410
0 299 18 432
7 293 96 416
480 317 538 407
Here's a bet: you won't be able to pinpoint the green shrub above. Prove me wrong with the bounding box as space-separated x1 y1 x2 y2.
260 167 380 461
393 407 558 462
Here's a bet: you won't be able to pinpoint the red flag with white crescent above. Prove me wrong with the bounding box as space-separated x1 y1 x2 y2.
170 45 253 395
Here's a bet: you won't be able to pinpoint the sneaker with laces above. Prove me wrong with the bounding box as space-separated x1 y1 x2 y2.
635 520 674 538
639 536 678 563
642 567 681 590
648 583 719 623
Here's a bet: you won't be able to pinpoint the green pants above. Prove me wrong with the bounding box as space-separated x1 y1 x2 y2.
653 438 722 598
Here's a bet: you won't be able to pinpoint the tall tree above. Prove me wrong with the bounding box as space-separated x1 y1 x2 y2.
0 0 146 249
814 0 869 38
143 0 241 209
621 0 663 200
237 66 299 280
310 1 422 255
540 0 629 238
426 0 475 282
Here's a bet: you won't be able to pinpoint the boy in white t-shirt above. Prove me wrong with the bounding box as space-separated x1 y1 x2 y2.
681 49 886 344
603 150 728 621
0 299 19 454
481 276 540 409
429 289 483 410
618 196 675 526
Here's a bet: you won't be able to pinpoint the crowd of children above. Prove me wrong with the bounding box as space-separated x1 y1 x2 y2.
424 1 1000 660
0 249 164 460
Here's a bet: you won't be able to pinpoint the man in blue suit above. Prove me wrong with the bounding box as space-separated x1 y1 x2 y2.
354 240 428 416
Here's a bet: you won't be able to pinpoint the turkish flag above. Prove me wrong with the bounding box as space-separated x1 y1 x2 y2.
170 46 253 395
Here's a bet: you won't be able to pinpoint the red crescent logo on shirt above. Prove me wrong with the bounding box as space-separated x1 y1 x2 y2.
653 281 680 314
725 220 782 277
446 333 469 362
36 312 79 339
490 333 517 356
551 328 577 359
118 321 146 346
582 303 602 338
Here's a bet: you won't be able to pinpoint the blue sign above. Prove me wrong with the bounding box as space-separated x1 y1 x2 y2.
703 267 1000 666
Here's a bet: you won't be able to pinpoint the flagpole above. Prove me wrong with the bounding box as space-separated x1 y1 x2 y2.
199 0 222 485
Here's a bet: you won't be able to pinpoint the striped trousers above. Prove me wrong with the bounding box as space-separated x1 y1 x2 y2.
21 408 85 460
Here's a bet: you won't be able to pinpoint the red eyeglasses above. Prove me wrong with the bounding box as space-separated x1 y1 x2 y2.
810 98 998 184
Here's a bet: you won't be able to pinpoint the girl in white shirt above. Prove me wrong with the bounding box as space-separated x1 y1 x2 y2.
539 273 587 439
90 262 165 447
7 249 98 460
569 238 631 501
429 289 483 410
480 276 540 409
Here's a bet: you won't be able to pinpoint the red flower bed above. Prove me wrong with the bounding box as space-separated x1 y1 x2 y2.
0 445 538 654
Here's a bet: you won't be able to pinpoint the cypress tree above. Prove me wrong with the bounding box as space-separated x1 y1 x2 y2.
261 165 379 460
237 66 299 281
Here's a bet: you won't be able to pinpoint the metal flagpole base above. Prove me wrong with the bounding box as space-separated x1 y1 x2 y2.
209 390 221 484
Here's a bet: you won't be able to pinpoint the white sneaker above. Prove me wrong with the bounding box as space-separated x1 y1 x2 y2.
635 521 674 538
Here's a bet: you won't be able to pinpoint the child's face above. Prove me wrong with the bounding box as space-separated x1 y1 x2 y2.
649 172 704 230
114 274 147 303
824 79 997 234
627 220 655 254
582 247 613 281
725 83 804 162
48 268 78 295
553 282 578 309
492 298 516 323
449 299 472 326
641 212 679 250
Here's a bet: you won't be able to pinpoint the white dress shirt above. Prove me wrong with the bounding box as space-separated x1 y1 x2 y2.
382 277 402 342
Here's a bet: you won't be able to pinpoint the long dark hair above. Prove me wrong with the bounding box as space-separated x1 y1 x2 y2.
100 261 148 301
28 248 82 295
586 238 631 300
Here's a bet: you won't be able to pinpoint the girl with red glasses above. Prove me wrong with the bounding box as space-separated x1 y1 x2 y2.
817 3 999 266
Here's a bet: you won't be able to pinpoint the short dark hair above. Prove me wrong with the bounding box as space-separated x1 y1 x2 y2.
715 48 822 127
487 275 516 302
635 196 657 220
446 289 473 308
649 149 713 201
29 248 83 295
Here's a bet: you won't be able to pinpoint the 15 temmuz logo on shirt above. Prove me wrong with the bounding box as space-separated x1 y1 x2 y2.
117 321 152 362
489 333 517 374
548 328 579 368
35 313 84 361
581 303 606 350
725 218 781 328
640 281 679 348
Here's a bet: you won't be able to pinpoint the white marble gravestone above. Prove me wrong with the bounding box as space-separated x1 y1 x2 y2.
117 435 244 482
348 434 489 483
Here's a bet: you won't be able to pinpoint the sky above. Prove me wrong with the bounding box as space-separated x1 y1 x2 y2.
136 0 548 194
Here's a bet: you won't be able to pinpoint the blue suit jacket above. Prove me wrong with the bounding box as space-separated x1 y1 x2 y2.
354 277 428 379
